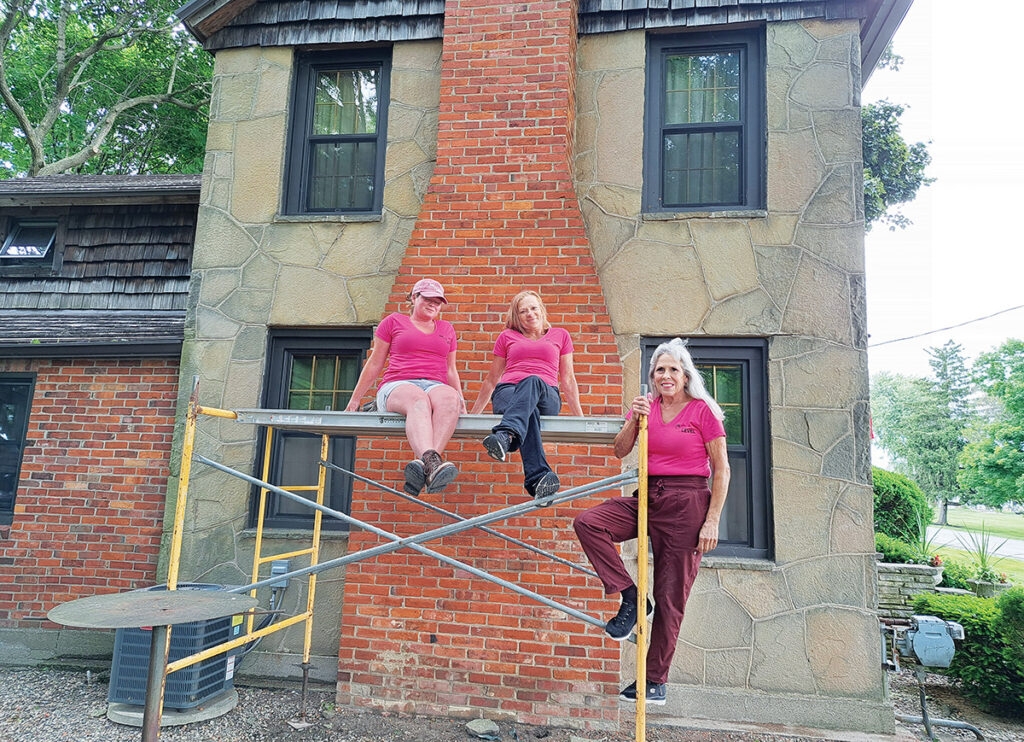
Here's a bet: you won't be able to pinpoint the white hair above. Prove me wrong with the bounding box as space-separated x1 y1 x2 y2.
648 338 725 421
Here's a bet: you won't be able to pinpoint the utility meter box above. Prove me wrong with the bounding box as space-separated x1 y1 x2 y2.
107 583 245 709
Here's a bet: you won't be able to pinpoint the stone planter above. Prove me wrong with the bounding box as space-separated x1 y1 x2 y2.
966 579 1011 599
876 562 944 618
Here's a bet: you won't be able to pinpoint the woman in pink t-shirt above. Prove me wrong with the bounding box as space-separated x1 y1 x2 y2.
345 279 466 496
573 338 730 707
471 290 583 499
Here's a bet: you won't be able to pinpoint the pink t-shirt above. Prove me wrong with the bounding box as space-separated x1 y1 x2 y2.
494 327 574 387
628 398 726 477
376 313 457 385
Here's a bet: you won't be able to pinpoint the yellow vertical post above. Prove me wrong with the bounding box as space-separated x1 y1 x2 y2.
167 377 200 591
302 434 329 663
635 401 649 742
248 425 275 634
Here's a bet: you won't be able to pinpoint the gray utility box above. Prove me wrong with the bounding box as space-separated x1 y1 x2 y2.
107 584 245 709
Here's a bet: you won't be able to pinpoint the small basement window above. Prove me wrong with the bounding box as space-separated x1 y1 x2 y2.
0 221 58 269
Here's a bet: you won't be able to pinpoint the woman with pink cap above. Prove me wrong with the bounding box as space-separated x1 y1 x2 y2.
346 278 465 495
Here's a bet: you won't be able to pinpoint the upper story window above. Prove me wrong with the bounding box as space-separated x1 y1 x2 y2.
0 220 61 273
644 30 764 213
283 49 391 215
642 337 771 559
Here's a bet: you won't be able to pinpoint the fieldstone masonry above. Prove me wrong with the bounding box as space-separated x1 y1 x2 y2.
170 10 891 736
877 562 943 618
575 19 891 733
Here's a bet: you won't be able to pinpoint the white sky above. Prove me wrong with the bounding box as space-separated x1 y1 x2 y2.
863 1 1024 380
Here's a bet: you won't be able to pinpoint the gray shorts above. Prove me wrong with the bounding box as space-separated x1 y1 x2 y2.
376 379 445 411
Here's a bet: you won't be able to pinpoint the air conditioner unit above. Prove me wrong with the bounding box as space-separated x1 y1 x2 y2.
107 583 245 709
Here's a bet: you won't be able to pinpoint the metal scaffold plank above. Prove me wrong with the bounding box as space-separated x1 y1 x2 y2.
233 410 623 444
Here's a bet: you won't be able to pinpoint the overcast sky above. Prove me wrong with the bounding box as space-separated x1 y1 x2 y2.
863 1 1024 380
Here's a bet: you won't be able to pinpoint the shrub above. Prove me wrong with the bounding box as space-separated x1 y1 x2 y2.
995 587 1024 672
939 558 974 590
913 592 1024 715
873 467 934 543
875 532 920 564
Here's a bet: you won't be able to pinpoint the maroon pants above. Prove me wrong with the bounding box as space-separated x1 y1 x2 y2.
573 475 710 684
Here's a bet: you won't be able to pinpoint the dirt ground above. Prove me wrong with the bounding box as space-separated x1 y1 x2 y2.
3 666 1023 742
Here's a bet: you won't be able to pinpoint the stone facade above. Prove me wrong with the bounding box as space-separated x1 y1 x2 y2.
164 40 444 679
574 20 890 732
169 12 890 736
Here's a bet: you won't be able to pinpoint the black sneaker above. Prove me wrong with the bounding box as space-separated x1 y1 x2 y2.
403 459 425 496
533 471 560 499
605 598 654 641
482 431 513 462
619 681 667 706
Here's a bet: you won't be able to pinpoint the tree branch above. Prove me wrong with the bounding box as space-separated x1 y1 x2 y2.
37 83 208 175
0 0 45 172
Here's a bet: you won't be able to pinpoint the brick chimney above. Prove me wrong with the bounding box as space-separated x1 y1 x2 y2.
337 0 624 728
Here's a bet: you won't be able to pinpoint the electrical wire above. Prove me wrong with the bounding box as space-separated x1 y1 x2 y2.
868 304 1024 347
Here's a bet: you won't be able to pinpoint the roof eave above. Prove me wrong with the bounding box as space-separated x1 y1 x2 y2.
861 0 914 86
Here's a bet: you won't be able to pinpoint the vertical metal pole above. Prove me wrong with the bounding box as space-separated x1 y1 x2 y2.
167 377 199 590
141 624 171 742
249 425 274 634
635 385 649 742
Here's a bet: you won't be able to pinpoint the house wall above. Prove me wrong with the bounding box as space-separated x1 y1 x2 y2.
0 357 177 662
575 21 889 732
166 40 445 680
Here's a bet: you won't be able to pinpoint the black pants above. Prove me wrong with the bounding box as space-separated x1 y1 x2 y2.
490 375 561 494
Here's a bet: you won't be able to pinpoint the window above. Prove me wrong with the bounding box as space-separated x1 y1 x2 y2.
644 30 764 212
253 330 372 530
283 50 391 215
0 220 60 272
642 338 771 558
0 374 35 526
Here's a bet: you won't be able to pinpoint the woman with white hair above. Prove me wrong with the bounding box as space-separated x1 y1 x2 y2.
573 338 730 706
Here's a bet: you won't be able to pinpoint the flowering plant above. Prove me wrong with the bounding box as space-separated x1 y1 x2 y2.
929 555 943 568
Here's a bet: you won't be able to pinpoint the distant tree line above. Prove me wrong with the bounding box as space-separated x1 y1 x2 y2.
873 339 1024 523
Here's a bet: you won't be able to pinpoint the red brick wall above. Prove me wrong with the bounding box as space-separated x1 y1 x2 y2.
0 357 179 628
337 0 625 729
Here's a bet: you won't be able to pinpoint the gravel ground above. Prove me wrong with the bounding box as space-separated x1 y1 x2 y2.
1 666 1022 742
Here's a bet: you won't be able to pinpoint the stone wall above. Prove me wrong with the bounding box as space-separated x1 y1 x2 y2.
575 20 891 733
877 562 942 618
163 40 443 680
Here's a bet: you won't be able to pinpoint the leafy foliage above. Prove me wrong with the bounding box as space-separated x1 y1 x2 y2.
872 466 934 543
939 558 974 590
0 0 212 176
959 339 1024 508
955 523 1009 583
912 592 1024 715
995 587 1024 670
875 531 919 564
872 342 973 522
862 99 933 230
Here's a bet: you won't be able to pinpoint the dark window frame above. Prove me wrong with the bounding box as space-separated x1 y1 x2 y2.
0 373 36 526
251 328 372 531
643 29 765 213
641 337 772 559
282 48 392 216
0 215 67 275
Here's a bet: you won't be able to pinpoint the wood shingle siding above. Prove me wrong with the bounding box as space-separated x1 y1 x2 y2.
0 311 185 353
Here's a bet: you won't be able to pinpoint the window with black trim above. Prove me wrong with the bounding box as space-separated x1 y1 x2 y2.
641 338 771 558
283 49 391 215
644 30 764 212
0 220 61 273
253 330 372 530
0 374 35 526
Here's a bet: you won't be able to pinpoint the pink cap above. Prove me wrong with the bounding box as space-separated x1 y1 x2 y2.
412 278 448 303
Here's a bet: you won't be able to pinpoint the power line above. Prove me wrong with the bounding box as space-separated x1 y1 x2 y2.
869 304 1024 348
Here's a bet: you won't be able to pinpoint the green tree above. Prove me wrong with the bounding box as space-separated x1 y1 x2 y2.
960 339 1024 508
862 99 933 231
0 0 212 176
872 342 973 524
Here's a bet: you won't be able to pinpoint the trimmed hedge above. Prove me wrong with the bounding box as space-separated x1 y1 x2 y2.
873 467 933 543
913 592 1024 716
875 532 920 564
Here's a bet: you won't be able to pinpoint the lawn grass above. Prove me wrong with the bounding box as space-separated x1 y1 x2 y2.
937 506 1024 542
935 545 1024 585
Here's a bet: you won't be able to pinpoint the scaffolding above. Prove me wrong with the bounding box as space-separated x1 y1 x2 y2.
61 378 656 740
